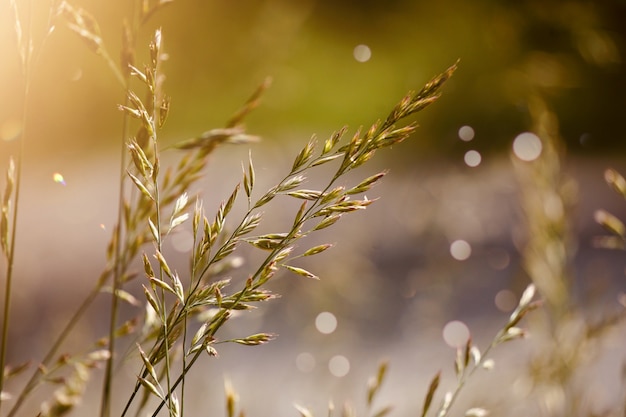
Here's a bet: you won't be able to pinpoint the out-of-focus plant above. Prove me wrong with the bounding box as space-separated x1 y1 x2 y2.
512 94 626 416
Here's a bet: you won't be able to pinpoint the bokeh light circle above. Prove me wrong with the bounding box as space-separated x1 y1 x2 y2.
464 150 482 167
450 240 471 261
296 352 316 373
315 311 337 334
442 320 470 347
353 44 372 62
494 289 517 312
458 125 475 142
328 355 350 377
487 248 510 270
513 132 542 161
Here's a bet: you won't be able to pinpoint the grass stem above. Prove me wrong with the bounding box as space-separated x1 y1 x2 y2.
0 0 32 412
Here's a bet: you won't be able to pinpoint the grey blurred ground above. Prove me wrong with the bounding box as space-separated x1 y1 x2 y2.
2 142 626 416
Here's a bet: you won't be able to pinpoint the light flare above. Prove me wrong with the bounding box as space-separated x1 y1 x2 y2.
52 172 66 185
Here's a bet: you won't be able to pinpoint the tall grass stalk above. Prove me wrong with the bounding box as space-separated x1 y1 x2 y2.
1 2 172 416
100 2 135 415
1 0 33 414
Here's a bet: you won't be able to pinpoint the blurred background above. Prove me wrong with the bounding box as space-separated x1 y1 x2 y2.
1 0 626 416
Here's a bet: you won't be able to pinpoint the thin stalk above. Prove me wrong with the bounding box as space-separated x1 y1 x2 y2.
6 95 132 416
119 44 175 415
100 0 140 413
0 0 32 412
151 97 176 417
99 94 131 417
0 133 23 417
177 200 203 417
0 124 23 417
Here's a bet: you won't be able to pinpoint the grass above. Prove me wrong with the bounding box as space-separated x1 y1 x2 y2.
1 1 625 417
